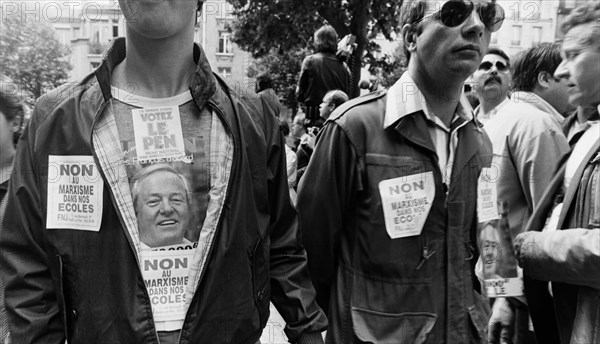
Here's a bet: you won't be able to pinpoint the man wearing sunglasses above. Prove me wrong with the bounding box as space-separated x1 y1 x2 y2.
514 2 600 344
472 48 512 125
298 0 504 343
478 42 571 344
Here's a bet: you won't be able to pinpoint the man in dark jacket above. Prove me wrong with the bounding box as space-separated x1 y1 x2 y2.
297 0 505 343
0 1 327 343
297 25 351 124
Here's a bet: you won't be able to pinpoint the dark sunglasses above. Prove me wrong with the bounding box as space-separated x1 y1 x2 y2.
478 60 508 72
425 1 505 33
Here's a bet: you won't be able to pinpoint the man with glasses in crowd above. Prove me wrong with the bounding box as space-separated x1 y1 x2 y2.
480 42 571 344
298 0 504 342
472 47 511 125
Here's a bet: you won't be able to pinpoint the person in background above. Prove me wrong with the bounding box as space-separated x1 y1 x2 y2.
0 0 327 343
280 120 298 203
0 79 25 344
297 25 351 125
472 47 512 125
482 42 571 344
318 90 349 122
514 2 600 343
298 0 505 342
256 72 282 118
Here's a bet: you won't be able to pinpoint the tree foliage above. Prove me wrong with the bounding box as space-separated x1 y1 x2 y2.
0 9 71 107
247 48 309 112
227 0 405 98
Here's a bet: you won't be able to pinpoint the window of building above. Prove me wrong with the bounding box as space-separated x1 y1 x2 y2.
532 27 543 45
91 62 100 69
218 67 232 79
218 32 233 54
113 25 119 38
511 25 522 46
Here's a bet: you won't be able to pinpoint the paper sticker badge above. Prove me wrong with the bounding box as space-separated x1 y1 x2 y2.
46 155 104 231
141 248 194 331
378 172 435 239
131 106 186 163
477 167 500 223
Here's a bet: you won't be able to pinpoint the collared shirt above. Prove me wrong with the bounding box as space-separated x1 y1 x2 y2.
474 97 510 125
384 72 474 185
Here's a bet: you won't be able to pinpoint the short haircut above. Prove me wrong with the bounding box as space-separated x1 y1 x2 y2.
293 113 307 129
323 90 349 109
400 0 429 65
130 164 191 212
486 47 510 67
511 43 562 92
314 25 338 53
256 73 274 92
0 81 24 122
561 1 600 48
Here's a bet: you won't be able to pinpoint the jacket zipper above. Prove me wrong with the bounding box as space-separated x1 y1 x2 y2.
176 100 237 344
90 99 163 343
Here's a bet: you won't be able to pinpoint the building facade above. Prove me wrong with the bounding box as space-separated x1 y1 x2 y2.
44 0 252 90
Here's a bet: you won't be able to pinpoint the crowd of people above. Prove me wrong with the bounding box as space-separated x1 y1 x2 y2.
0 0 599 344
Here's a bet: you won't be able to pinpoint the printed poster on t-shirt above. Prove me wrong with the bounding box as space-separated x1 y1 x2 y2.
477 168 523 297
131 106 186 163
46 155 103 231
378 172 435 239
141 245 194 330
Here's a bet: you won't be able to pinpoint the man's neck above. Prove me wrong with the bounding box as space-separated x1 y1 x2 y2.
578 105 600 123
113 28 197 98
408 65 463 127
478 97 506 116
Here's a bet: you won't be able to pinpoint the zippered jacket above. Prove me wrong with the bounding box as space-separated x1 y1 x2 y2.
0 38 327 344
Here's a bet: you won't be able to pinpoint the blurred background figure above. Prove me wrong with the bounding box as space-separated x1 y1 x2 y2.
297 25 350 126
280 121 298 203
256 72 283 118
0 77 25 344
317 89 349 124
472 47 512 125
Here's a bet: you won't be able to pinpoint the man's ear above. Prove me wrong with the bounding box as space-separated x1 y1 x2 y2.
537 71 551 88
402 24 418 54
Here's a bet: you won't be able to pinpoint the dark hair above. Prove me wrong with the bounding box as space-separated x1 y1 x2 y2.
280 120 290 137
314 25 338 53
511 43 562 92
486 47 510 67
256 73 274 92
0 81 23 122
324 90 349 109
400 0 429 65
562 1 600 34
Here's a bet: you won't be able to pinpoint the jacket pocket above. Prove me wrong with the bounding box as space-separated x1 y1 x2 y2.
351 308 436 344
251 238 270 328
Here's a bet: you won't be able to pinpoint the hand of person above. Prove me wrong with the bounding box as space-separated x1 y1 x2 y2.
303 131 316 150
488 297 515 344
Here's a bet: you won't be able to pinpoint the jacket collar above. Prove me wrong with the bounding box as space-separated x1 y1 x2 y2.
510 91 564 126
384 72 473 129
94 37 218 112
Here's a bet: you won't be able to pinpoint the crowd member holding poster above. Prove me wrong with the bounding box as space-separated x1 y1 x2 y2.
297 0 505 342
479 42 571 344
0 1 327 343
515 2 600 343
